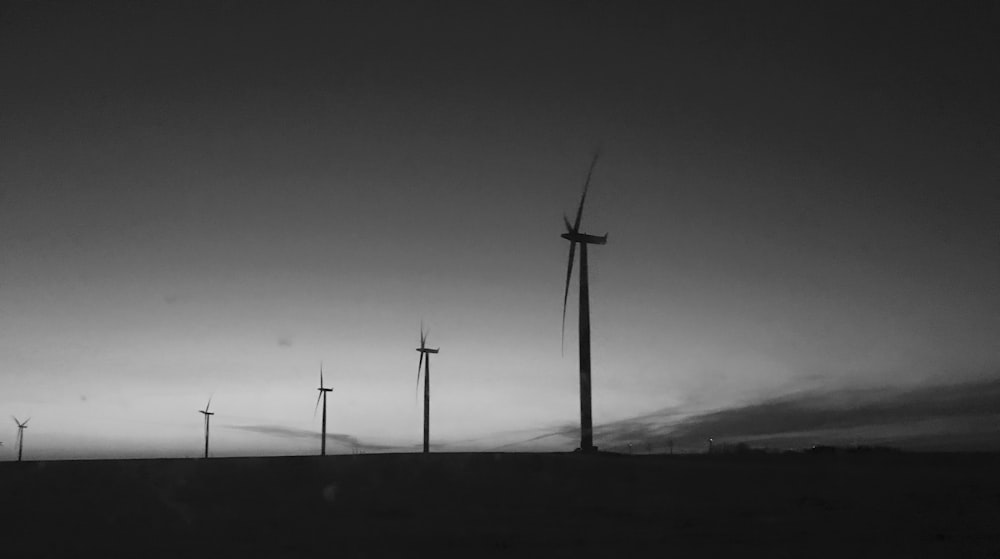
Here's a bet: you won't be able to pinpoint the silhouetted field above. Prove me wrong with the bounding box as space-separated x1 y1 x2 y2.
3 452 1000 557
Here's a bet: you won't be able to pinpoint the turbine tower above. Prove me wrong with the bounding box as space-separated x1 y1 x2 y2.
315 362 334 456
198 397 214 459
561 152 608 453
12 416 29 462
415 324 439 454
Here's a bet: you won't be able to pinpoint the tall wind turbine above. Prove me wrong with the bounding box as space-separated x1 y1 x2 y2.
198 397 214 459
561 152 608 453
315 362 334 456
415 324 439 454
12 416 29 462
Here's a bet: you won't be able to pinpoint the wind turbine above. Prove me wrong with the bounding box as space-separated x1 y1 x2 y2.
315 362 333 456
198 397 214 459
561 152 608 453
12 416 29 462
415 324 439 454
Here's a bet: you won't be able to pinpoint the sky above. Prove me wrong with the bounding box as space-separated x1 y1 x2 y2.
1 0 998 459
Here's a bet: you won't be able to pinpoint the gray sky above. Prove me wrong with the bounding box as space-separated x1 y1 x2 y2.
1 0 998 458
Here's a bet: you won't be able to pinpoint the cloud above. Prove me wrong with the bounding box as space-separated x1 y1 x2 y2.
474 410 689 451
223 377 1000 454
590 376 1000 451
487 428 577 450
225 424 400 452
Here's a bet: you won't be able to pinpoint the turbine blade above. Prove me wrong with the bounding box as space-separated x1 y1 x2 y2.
314 391 323 418
573 151 600 231
320 362 325 390
205 396 212 413
11 416 19 425
563 213 574 233
23 418 30 426
416 352 425 401
561 241 577 354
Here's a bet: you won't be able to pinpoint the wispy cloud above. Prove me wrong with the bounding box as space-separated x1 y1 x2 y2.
225 424 401 452
486 428 578 451
475 410 688 452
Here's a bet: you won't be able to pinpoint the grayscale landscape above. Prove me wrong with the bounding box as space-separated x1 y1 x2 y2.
2 1 998 556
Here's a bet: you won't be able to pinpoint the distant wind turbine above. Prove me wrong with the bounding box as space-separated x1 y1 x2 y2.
198 397 214 459
415 323 439 454
315 362 334 456
12 416 29 462
560 151 608 453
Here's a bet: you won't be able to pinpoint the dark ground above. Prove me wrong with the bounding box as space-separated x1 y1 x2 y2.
2 451 999 558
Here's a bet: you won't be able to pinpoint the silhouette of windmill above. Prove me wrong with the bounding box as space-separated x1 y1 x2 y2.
561 152 608 453
198 397 214 459
315 362 334 456
12 416 29 462
415 324 439 454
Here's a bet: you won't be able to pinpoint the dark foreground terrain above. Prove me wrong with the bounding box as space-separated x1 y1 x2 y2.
2 451 999 558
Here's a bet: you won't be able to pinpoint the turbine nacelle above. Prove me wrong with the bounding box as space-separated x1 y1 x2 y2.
561 231 608 245
416 347 440 354
199 397 214 416
318 366 333 393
